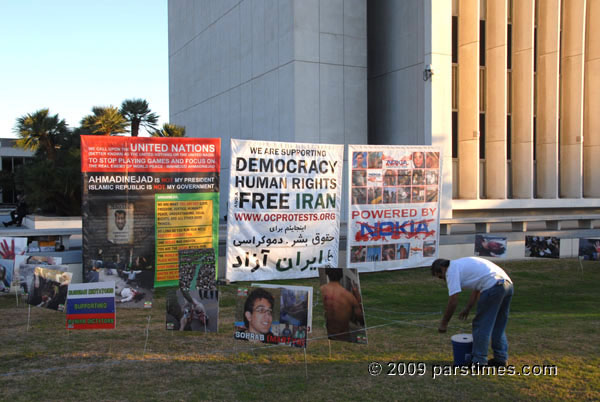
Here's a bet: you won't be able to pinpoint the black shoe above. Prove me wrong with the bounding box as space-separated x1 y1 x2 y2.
488 358 507 367
2 222 8 227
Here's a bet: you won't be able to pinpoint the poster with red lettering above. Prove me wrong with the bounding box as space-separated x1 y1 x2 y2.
81 136 220 307
347 145 441 271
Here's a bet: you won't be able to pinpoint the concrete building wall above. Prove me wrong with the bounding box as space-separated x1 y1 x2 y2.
168 0 367 216
367 0 453 218
169 0 600 223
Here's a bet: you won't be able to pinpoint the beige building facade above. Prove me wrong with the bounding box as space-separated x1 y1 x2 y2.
169 0 600 224
448 0 600 218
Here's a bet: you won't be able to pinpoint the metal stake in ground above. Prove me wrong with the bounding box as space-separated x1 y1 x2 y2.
143 315 151 355
303 347 309 380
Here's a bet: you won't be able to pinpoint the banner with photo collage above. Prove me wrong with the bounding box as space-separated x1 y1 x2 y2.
347 145 441 271
81 136 220 308
226 139 343 281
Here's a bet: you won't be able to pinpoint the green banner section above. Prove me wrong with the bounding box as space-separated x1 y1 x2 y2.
154 192 219 288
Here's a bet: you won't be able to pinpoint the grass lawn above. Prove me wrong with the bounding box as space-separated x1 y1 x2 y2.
1 259 598 401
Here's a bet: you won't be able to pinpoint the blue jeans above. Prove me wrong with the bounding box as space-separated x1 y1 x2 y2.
471 280 514 364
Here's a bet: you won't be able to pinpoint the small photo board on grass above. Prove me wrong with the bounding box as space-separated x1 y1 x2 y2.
12 255 64 293
27 267 73 311
578 238 600 261
525 236 560 259
318 268 367 344
474 235 507 258
234 287 307 347
253 283 313 333
15 261 69 296
66 282 116 330
166 288 219 332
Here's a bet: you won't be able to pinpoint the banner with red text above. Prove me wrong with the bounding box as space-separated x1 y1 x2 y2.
347 145 441 271
81 136 220 303
226 139 343 281
66 281 116 330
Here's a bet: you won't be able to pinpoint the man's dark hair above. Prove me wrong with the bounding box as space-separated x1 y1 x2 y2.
325 268 343 282
115 210 126 217
431 259 450 276
243 288 274 328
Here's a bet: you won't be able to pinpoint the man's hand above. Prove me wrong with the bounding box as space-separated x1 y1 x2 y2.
458 308 470 320
438 322 448 333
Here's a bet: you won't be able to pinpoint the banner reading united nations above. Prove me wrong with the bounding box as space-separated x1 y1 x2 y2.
81 136 221 305
226 139 343 281
347 145 441 272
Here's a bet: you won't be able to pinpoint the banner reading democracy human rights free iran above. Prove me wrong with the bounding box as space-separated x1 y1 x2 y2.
226 139 343 281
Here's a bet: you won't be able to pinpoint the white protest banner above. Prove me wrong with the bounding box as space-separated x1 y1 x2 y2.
226 139 343 281
347 145 441 271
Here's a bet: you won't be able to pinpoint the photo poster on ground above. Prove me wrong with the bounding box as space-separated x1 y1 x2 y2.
347 145 441 272
525 236 560 259
233 286 307 347
252 283 313 333
14 260 68 296
66 281 116 330
1 237 28 292
165 288 219 332
11 254 67 293
474 235 508 258
27 267 73 311
226 139 344 281
318 268 367 344
578 238 600 261
81 136 221 308
0 258 14 293
178 248 217 290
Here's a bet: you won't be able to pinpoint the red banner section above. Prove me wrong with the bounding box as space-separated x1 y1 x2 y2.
66 313 116 330
81 136 221 173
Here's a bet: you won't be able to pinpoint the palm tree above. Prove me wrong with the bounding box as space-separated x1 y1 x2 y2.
120 99 159 137
14 109 67 161
151 123 186 137
81 106 128 136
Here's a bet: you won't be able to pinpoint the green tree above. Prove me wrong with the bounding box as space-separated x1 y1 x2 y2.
81 106 128 136
14 109 67 161
15 128 81 216
120 99 159 137
151 123 186 137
